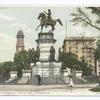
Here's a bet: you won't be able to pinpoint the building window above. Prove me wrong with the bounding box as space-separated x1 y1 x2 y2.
76 50 78 53
89 60 92 63
48 35 51 38
82 50 85 53
69 47 71 49
45 41 47 43
45 35 47 38
75 45 78 49
40 35 43 38
49 40 51 43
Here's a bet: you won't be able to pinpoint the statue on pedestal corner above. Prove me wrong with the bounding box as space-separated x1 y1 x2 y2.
28 48 33 64
35 46 40 61
58 47 63 61
49 46 56 61
31 48 36 65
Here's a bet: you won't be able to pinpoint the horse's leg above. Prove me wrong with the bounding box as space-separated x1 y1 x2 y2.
51 25 55 33
49 28 52 33
40 25 43 32
36 25 41 31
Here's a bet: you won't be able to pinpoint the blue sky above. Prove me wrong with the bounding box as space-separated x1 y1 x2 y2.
0 7 99 62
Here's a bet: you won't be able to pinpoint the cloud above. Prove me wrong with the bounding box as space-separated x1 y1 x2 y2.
0 32 15 43
7 22 33 33
0 32 16 62
0 32 15 52
0 13 17 21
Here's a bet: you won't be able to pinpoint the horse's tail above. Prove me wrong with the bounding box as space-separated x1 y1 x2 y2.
57 19 63 26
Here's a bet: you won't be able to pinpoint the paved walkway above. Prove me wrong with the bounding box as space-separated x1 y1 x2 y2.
0 85 99 96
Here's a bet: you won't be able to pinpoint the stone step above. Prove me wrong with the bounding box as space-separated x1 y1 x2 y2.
18 77 29 85
5 78 20 85
28 76 67 85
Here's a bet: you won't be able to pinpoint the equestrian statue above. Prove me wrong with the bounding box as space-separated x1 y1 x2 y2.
36 9 63 33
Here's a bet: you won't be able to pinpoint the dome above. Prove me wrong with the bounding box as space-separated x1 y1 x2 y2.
17 30 24 36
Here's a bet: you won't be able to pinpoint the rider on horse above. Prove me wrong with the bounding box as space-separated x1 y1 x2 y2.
36 9 63 33
44 9 52 27
44 9 52 21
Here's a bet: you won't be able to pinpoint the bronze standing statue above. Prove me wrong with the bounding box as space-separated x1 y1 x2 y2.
36 46 40 61
36 9 63 33
58 47 63 61
31 48 36 64
49 46 56 61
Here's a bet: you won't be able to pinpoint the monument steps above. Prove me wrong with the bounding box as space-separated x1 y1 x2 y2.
18 77 30 85
5 78 21 85
72 77 86 84
28 76 38 85
28 76 67 85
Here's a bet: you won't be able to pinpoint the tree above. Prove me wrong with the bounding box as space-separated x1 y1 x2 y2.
14 50 30 77
95 39 100 60
70 7 100 31
28 48 33 63
70 7 100 76
61 52 79 70
0 61 14 79
78 60 92 76
28 48 36 64
61 52 92 76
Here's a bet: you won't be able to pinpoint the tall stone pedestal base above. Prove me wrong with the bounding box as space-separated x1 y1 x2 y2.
31 61 66 85
32 61 61 77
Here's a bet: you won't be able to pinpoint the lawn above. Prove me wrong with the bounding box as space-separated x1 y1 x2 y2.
90 86 100 92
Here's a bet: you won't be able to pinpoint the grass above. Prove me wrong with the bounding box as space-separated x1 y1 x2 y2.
90 86 100 92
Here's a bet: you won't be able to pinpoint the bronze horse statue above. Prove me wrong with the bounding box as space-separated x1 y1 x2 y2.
36 13 63 33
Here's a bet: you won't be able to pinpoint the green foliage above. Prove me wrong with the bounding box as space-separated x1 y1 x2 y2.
62 52 92 76
14 50 30 77
95 39 100 60
0 50 34 78
61 52 78 69
28 49 33 63
90 87 100 92
78 61 92 76
0 61 14 78
28 48 36 63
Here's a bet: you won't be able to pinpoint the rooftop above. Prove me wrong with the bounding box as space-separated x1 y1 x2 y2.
17 30 24 36
64 37 96 41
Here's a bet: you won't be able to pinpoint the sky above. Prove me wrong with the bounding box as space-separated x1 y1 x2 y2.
0 6 100 62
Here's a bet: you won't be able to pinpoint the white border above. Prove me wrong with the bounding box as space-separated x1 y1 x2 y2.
0 0 100 100
0 0 100 6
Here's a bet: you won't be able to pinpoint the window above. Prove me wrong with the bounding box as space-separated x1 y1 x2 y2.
89 60 92 63
45 35 47 38
69 46 71 49
76 50 78 53
44 41 47 43
75 45 78 49
47 35 50 38
48 40 51 43
40 35 43 38
41 41 43 43
82 50 85 53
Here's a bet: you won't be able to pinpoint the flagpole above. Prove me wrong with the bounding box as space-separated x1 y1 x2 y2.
65 19 67 39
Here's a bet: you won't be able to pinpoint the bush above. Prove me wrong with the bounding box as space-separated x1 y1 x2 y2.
0 61 14 79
